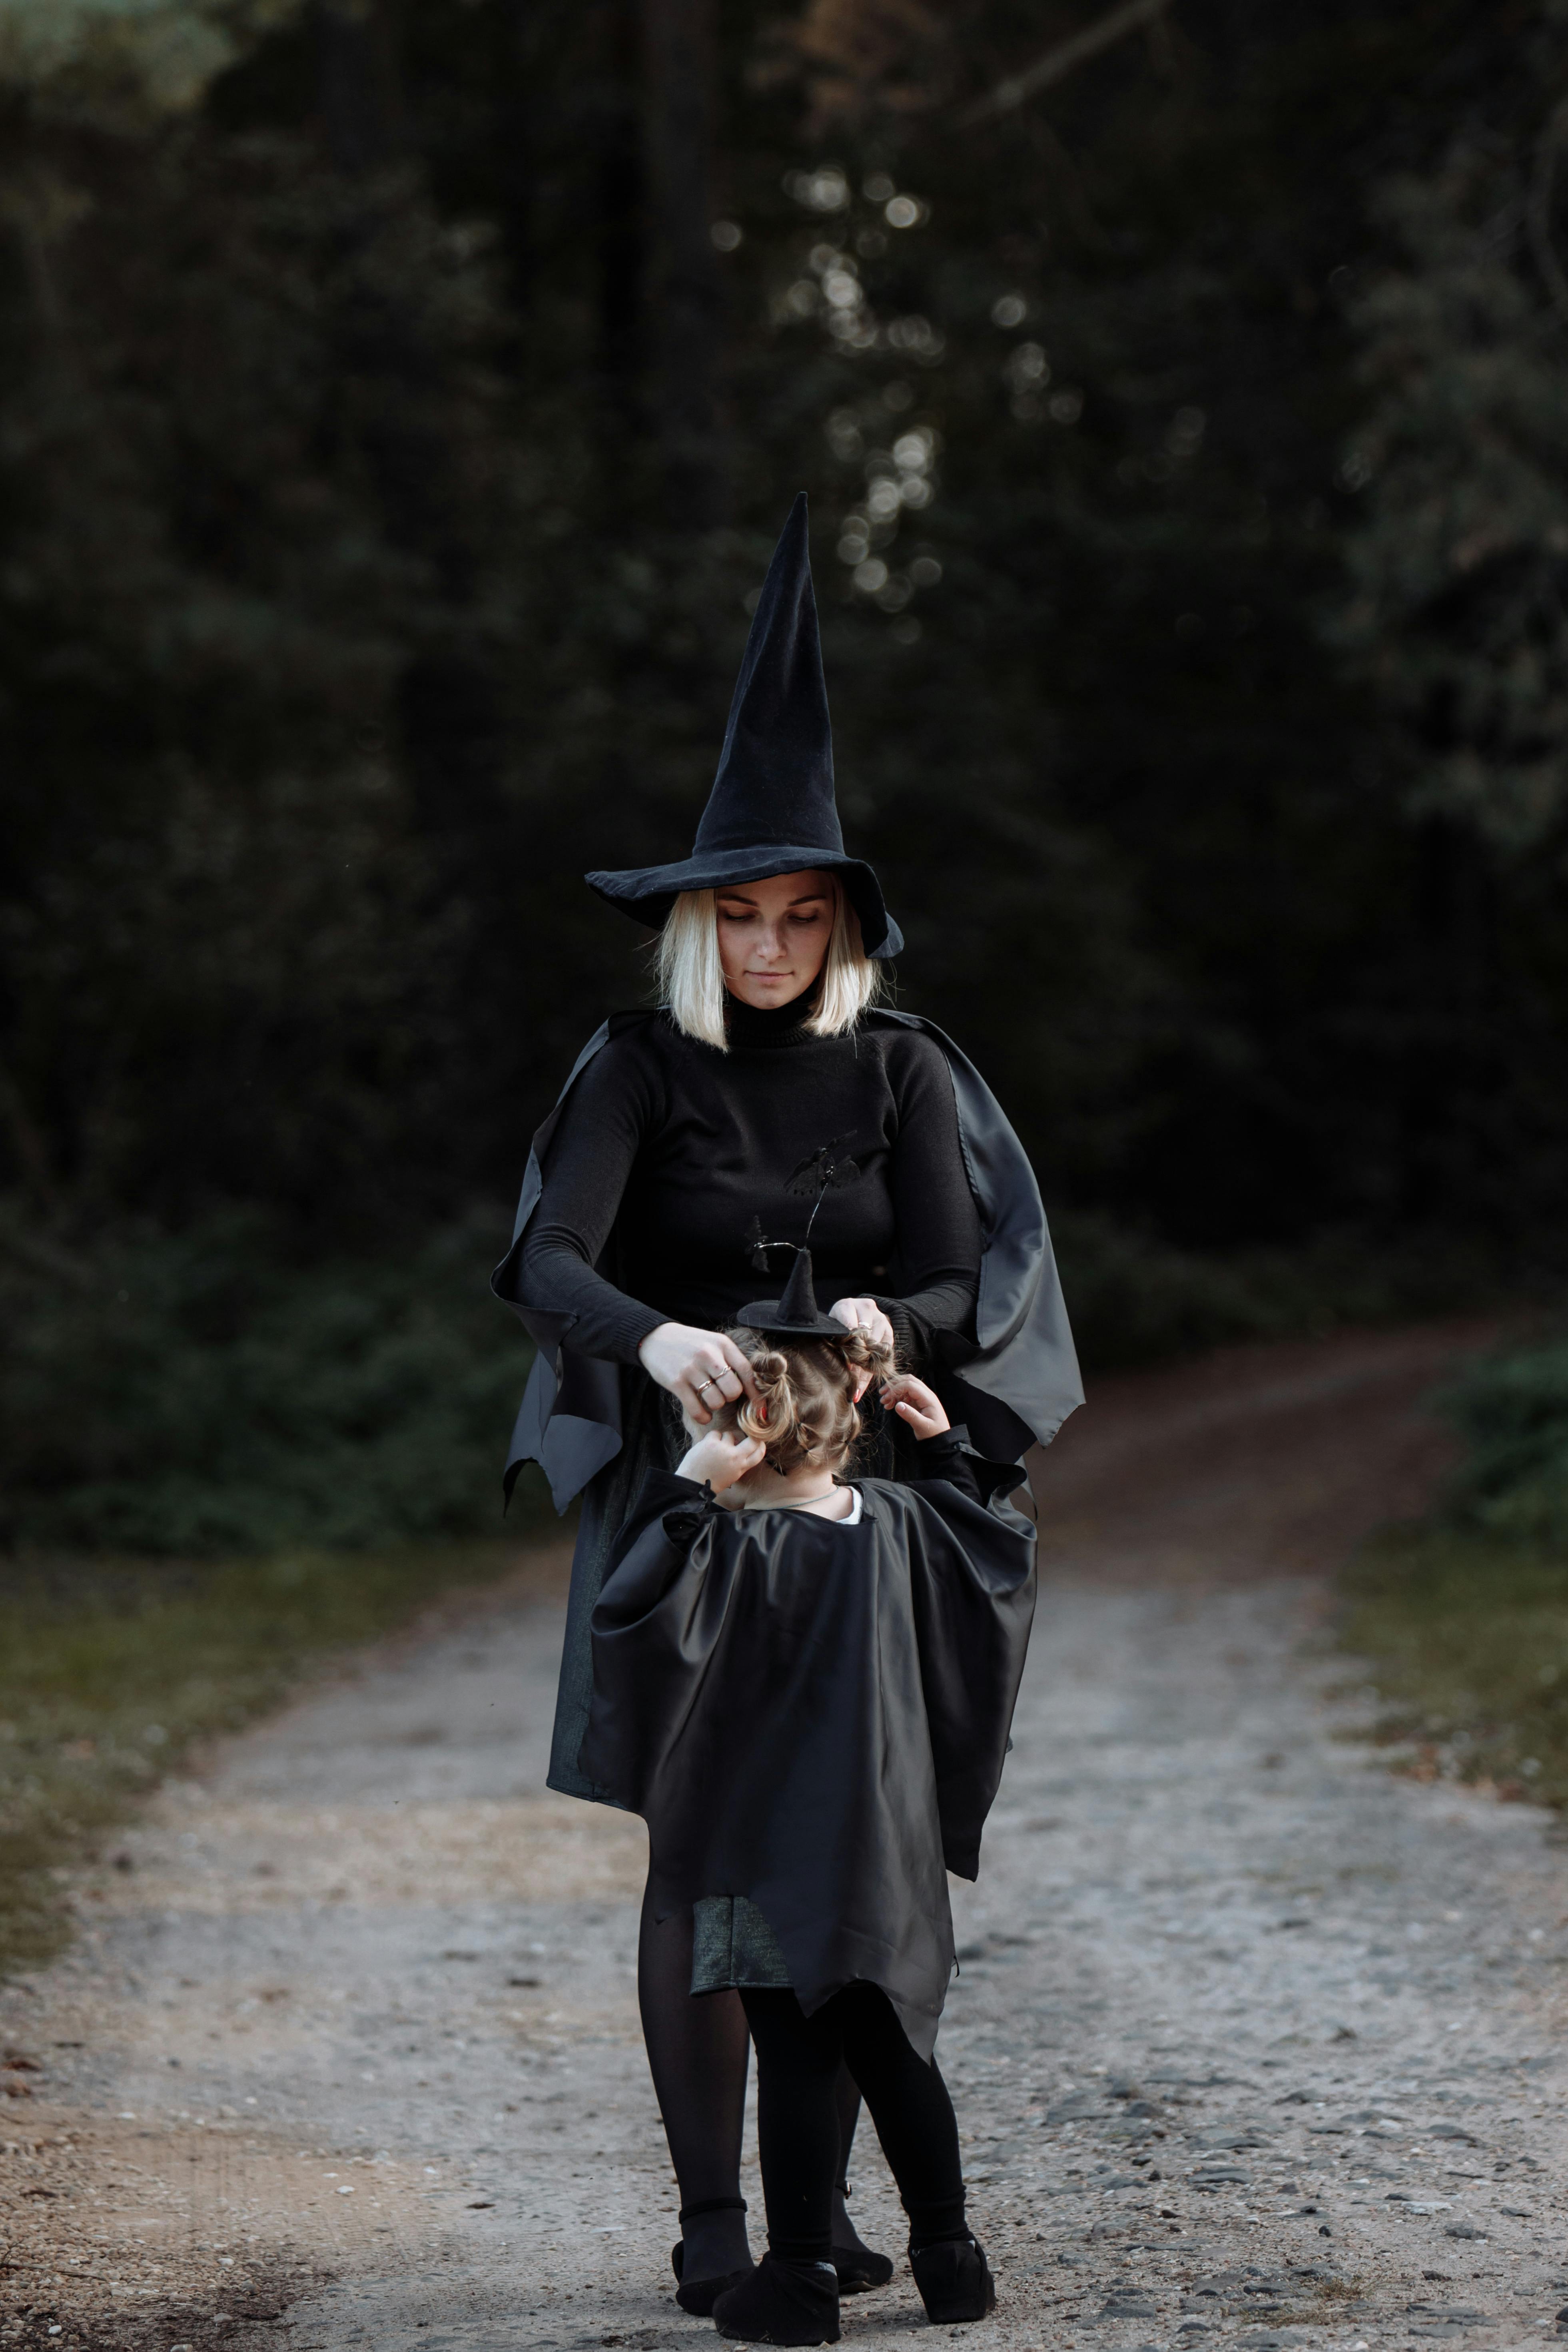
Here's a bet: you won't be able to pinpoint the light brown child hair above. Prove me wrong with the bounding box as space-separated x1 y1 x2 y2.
722 1324 896 1477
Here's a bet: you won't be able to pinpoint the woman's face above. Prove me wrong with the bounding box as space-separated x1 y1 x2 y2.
715 870 834 1010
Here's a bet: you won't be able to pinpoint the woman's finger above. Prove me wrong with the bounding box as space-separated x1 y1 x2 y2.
831 1296 894 1350
690 1359 733 1411
717 1335 760 1398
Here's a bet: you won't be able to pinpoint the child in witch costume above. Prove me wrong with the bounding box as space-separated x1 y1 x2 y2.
581 1247 1037 2346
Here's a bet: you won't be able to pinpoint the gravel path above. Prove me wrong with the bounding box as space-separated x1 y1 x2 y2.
8 1318 1567 2352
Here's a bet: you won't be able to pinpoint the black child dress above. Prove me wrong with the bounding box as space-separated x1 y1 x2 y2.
579 1441 1037 2062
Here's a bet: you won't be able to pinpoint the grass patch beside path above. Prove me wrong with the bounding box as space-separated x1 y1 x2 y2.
1341 1525 1568 1807
0 1525 560 1976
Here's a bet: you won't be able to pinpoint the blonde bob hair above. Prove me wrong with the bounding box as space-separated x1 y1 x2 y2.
655 876 885 1050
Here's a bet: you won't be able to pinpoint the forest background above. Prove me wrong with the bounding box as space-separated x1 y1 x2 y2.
4 0 1568 1560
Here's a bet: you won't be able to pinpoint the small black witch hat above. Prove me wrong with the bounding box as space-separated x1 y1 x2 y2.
734 1247 848 1340
585 494 902 958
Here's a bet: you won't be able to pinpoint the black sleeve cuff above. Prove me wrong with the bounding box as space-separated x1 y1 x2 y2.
882 1300 917 1367
914 1433 1030 1506
606 1300 674 1363
915 1430 980 1501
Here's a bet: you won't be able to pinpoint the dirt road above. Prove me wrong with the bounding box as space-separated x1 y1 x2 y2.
7 1317 1568 2352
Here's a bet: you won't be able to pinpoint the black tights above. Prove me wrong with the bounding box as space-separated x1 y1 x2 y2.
637 1892 868 2276
741 1984 967 2264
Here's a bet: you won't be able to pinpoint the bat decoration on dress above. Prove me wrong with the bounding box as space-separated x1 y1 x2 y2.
786 1133 860 1242
785 1136 860 1198
748 1215 782 1275
748 1134 862 1273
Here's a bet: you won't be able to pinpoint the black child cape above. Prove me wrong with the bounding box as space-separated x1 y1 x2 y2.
492 1009 1084 1510
579 1467 1038 2061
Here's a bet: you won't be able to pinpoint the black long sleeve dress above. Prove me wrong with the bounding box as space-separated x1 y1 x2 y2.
507 993 985 1800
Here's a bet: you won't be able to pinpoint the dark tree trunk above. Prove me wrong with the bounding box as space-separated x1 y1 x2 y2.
641 0 727 525
496 0 541 314
596 0 648 425
315 0 404 174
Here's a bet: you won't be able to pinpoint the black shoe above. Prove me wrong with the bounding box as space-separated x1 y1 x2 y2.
712 2253 841 2345
671 2240 754 2318
831 2242 894 2293
910 2236 996 2324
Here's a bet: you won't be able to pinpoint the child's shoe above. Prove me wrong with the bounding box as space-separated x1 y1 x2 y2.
830 2181 893 2292
711 2252 841 2344
832 2242 894 2292
672 2240 753 2316
910 2234 997 2323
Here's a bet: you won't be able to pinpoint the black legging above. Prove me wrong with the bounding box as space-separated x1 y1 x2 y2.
741 1984 968 2264
637 1893 868 2236
638 1895 752 2214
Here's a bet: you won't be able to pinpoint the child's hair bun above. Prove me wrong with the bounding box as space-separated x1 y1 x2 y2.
728 1323 896 1476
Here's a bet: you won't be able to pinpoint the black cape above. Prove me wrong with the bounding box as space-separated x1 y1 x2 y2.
579 1470 1038 2059
493 1010 1083 1509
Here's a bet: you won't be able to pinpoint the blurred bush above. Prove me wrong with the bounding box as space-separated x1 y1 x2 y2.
1434 1336 1568 1545
1051 1212 1494 1373
1339 1329 1568 1812
0 1209 533 1554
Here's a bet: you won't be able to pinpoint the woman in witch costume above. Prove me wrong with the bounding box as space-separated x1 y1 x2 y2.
580 1249 1037 2346
493 493 1082 2310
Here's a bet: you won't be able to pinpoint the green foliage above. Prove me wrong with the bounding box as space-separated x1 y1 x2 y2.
0 72 542 1227
1053 1214 1495 1372
1341 1522 1568 1809
1337 150 1568 848
0 1532 537 1969
0 0 239 117
1340 1325 1568 1811
1434 1332 1568 1543
0 1209 537 1553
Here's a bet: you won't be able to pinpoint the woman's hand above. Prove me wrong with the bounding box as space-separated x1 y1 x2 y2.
677 1428 766 1493
880 1372 950 1440
638 1323 759 1424
829 1296 895 1352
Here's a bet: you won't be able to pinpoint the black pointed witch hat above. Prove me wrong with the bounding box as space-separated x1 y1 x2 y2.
734 1247 847 1340
585 494 902 958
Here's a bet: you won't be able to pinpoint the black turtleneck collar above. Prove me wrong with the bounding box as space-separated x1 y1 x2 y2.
724 988 819 1049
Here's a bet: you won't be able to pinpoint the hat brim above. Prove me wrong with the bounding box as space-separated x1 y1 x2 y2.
585 846 902 960
734 1299 852 1339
